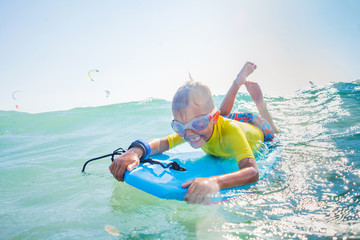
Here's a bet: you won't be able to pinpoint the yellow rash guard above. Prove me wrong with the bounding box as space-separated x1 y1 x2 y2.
165 116 264 163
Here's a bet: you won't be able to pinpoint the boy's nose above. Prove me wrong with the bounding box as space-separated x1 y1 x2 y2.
184 128 196 135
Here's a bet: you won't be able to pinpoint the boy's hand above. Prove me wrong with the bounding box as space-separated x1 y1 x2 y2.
109 150 141 182
182 178 219 204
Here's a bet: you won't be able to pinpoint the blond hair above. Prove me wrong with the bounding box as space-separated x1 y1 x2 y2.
172 79 214 114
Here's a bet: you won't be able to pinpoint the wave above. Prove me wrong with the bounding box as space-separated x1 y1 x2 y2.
1 81 359 137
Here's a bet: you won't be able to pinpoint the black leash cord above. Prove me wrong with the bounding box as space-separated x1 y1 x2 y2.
141 158 186 171
81 147 186 173
81 147 125 173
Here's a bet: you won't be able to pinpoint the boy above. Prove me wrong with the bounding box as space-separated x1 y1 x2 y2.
109 62 278 204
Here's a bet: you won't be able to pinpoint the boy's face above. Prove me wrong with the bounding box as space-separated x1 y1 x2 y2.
173 101 218 149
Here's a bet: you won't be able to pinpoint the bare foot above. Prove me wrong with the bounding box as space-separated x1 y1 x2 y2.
245 81 264 107
234 62 257 87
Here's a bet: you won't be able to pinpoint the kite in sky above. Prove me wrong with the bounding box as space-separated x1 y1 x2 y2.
105 90 110 98
88 69 110 98
88 69 99 81
12 90 21 100
12 90 21 109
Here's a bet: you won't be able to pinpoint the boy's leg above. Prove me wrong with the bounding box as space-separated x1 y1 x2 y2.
245 81 279 133
225 112 275 141
219 62 257 116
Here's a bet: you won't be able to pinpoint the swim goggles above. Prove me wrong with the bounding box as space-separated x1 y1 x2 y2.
171 110 215 134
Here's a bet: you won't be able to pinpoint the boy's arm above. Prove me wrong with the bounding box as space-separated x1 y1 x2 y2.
182 157 259 204
148 137 169 155
149 132 185 155
216 157 259 188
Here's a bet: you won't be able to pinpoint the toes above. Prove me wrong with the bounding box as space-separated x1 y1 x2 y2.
245 81 255 85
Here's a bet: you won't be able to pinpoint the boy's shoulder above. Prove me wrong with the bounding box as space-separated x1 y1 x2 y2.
218 115 242 126
217 116 243 132
218 116 252 137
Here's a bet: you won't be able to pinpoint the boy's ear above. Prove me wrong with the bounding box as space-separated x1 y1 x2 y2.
213 110 221 124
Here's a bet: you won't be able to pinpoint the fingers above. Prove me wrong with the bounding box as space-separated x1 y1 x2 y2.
181 179 195 188
112 159 121 180
183 179 201 203
127 161 139 171
109 159 125 182
118 164 127 182
109 152 139 182
183 179 215 204
184 187 203 204
185 186 209 204
109 161 117 177
202 194 211 204
184 180 196 203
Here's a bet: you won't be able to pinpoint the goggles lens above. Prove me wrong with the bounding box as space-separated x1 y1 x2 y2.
171 111 214 134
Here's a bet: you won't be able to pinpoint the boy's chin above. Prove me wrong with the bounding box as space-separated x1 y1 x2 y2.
187 141 205 149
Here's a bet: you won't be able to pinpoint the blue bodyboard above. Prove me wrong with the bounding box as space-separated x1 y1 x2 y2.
124 143 280 203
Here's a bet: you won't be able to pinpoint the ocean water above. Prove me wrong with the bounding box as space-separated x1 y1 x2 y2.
1 81 359 239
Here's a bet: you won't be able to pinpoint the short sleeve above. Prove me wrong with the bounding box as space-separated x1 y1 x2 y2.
223 122 255 163
165 132 185 149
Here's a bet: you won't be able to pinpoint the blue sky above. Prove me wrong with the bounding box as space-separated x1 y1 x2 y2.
1 0 359 113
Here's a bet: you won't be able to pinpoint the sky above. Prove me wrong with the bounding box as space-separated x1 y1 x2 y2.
0 0 359 113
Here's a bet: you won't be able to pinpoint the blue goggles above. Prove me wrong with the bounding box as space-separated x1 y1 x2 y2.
171 111 215 134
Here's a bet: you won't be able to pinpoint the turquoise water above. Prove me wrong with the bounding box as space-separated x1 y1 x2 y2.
1 81 359 239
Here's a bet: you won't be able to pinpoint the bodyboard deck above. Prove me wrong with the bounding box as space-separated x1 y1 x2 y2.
124 143 280 203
